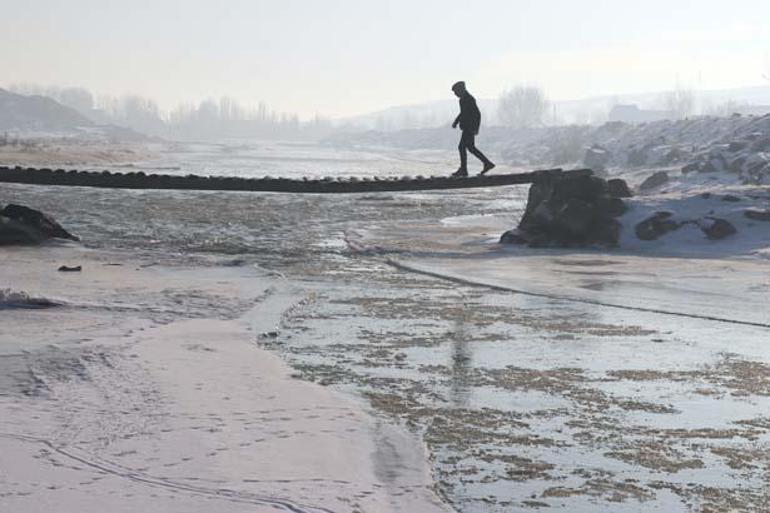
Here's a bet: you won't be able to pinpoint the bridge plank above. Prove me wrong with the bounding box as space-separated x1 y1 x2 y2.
0 166 590 193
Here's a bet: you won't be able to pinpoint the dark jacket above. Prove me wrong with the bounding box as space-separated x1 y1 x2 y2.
454 92 481 133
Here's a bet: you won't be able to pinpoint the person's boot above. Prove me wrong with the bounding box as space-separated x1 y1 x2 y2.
479 162 496 175
452 167 468 178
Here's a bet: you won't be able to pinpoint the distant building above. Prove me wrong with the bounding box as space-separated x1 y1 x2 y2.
608 104 673 123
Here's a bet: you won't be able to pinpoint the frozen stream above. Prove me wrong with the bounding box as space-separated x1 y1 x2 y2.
2 141 770 512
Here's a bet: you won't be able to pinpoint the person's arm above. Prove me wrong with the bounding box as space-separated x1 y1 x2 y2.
453 97 467 128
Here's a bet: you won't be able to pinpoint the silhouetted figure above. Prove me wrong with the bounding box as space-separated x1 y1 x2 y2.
451 81 495 177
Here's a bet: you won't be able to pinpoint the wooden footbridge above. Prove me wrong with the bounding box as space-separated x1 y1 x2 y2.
0 166 591 193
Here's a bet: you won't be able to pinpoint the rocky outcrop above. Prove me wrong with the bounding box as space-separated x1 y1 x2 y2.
0 204 79 245
678 126 770 185
499 170 626 247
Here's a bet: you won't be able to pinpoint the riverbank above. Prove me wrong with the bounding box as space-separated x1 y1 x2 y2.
0 245 450 513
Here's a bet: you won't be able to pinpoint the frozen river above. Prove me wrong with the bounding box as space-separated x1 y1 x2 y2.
2 140 770 512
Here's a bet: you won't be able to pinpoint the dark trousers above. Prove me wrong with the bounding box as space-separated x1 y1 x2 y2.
458 130 491 170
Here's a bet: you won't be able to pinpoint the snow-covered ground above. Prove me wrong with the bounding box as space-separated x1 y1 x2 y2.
0 245 449 513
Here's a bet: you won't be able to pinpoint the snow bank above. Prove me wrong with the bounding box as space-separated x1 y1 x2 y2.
0 288 62 308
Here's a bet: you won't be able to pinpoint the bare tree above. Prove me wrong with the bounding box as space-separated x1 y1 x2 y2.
661 87 695 120
498 85 550 129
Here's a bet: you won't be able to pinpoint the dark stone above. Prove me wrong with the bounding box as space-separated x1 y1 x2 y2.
504 171 626 247
681 162 701 174
58 265 82 272
0 204 79 245
635 212 680 241
728 141 748 152
744 209 770 222
597 196 628 217
721 195 741 202
499 229 529 245
590 218 622 246
700 217 736 240
700 192 712 199
555 198 595 239
638 171 669 191
607 178 633 198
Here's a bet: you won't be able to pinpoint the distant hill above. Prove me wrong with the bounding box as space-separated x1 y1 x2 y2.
336 85 770 130
0 88 93 132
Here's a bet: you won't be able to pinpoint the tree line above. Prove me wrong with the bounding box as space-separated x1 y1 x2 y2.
8 84 334 140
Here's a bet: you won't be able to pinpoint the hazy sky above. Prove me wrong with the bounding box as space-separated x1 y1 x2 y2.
2 0 768 118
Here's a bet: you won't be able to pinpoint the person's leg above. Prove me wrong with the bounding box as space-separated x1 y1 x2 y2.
457 133 468 171
464 133 491 165
465 132 496 174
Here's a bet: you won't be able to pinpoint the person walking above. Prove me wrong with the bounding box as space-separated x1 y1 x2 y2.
451 81 495 177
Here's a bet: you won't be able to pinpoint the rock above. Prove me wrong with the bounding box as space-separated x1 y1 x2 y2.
660 146 688 165
699 153 728 173
584 145 611 172
744 154 769 177
681 162 701 174
58 265 82 272
721 195 741 202
0 204 79 245
638 171 669 192
554 198 594 238
499 229 529 245
635 212 680 241
700 192 712 199
728 141 748 152
597 196 628 217
744 209 770 222
701 161 719 174
700 217 736 240
503 171 626 247
607 178 633 198
590 218 621 246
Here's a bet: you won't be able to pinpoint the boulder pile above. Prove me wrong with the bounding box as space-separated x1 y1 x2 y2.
0 203 79 245
679 134 770 184
500 170 631 247
495 113 770 179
